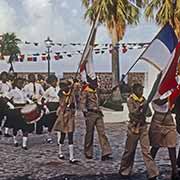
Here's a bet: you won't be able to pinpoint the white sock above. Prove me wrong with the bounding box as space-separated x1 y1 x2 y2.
47 132 52 140
13 136 17 144
5 127 8 134
22 136 28 147
69 144 74 160
57 132 61 144
58 144 63 155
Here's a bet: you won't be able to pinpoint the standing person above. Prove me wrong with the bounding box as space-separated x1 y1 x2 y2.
6 77 34 150
24 73 44 134
53 79 77 163
24 73 44 102
149 93 179 179
171 94 180 169
80 81 112 161
37 74 47 90
119 83 159 180
43 75 59 143
0 71 12 137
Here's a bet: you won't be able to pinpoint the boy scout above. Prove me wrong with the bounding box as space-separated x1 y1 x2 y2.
80 80 112 161
119 83 159 180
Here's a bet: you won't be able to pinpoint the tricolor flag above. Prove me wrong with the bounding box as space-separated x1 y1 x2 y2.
79 11 100 85
141 23 180 103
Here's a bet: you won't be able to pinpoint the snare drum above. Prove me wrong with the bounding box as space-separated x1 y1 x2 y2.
21 104 43 124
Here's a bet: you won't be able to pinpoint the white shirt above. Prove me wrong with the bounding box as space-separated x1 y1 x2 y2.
7 87 28 104
44 86 59 103
24 82 44 99
0 81 11 96
176 75 180 84
152 101 169 113
152 92 169 113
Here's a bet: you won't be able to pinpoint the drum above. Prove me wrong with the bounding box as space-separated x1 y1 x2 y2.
21 104 43 124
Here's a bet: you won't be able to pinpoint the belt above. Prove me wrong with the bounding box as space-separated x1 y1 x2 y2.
88 109 100 113
87 109 103 117
154 111 170 115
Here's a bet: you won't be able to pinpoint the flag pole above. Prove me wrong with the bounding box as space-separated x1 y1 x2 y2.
59 6 101 117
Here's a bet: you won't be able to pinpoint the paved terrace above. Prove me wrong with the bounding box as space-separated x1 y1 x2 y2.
0 109 179 180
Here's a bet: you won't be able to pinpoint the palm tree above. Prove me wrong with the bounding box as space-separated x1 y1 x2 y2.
0 32 21 59
144 0 180 38
82 0 140 88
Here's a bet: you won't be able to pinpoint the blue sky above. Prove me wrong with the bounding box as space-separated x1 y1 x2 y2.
0 0 159 76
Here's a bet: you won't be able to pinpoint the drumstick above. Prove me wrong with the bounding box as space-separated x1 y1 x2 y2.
46 110 57 115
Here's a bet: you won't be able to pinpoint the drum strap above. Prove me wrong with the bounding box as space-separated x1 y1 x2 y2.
33 83 36 94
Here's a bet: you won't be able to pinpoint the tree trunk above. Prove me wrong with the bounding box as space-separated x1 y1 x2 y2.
104 26 123 110
111 27 120 88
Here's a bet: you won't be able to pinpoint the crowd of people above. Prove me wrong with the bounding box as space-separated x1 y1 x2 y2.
0 71 180 179
0 71 112 164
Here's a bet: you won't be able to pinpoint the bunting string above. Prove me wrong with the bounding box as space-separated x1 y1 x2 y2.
0 42 150 62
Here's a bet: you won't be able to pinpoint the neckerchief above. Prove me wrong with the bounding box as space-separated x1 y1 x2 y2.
63 90 71 104
130 93 144 103
85 86 96 93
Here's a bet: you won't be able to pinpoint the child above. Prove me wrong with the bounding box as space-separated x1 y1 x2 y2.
43 75 59 143
6 77 34 150
53 79 77 163
149 93 179 180
119 83 159 180
0 71 12 137
80 80 112 160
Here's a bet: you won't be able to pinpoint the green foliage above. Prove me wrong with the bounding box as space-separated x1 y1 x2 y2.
0 32 21 57
144 0 180 26
82 0 141 42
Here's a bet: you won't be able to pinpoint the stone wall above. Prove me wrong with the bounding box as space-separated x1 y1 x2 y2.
63 72 146 88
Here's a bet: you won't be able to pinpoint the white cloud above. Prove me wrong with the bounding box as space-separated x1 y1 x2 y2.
72 9 78 16
0 0 17 34
60 1 69 8
0 0 159 76
20 0 66 42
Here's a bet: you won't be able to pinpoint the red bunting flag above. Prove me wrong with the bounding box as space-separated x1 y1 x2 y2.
27 56 33 61
41 53 47 61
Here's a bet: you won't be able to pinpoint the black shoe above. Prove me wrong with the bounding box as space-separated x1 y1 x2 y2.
14 143 19 147
85 155 93 159
22 146 28 150
101 154 113 161
0 131 2 135
4 133 12 137
69 159 79 164
58 154 65 160
119 172 130 179
36 132 43 135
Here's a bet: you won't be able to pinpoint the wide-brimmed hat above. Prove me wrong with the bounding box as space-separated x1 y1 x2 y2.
59 79 72 89
132 83 144 91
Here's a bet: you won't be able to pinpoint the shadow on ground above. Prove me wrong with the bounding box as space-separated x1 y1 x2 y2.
8 173 150 180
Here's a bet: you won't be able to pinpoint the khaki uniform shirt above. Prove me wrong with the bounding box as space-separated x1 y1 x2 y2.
80 88 100 112
127 94 151 126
